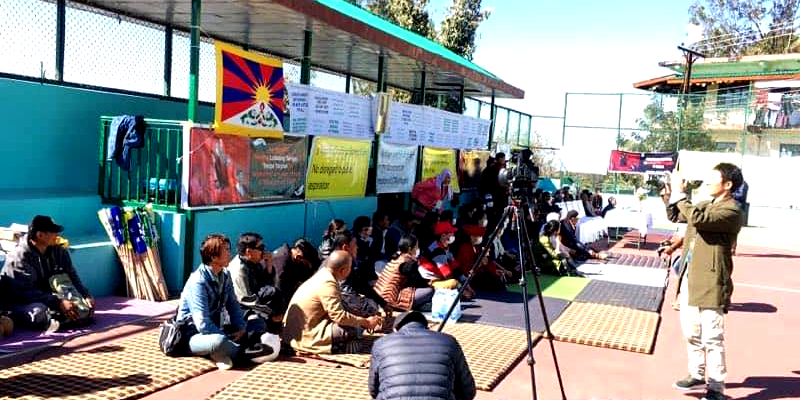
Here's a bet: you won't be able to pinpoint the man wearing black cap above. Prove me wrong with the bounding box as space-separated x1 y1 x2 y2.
1 215 94 332
368 310 475 400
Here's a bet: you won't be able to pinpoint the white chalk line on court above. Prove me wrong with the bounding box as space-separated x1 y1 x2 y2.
735 282 800 294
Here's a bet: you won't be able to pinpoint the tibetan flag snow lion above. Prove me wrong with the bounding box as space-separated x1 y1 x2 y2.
214 41 285 138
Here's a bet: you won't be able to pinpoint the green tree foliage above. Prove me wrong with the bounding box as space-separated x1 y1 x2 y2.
359 0 436 39
437 0 491 60
347 0 491 113
622 95 716 153
689 0 800 56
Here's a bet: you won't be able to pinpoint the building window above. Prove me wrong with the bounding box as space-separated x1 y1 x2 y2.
716 87 748 109
715 142 737 152
780 144 800 157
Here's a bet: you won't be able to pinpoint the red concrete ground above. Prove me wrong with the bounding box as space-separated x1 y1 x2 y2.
7 236 798 400
479 242 800 400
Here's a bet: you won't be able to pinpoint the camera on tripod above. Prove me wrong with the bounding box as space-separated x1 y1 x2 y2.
498 149 540 199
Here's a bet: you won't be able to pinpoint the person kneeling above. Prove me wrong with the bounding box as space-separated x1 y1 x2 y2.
283 250 382 354
177 234 272 370
369 311 476 400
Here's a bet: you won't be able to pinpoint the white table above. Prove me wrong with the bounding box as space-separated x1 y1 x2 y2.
603 209 653 248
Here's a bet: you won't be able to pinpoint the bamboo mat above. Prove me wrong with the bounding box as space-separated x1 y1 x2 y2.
548 302 660 354
0 332 214 400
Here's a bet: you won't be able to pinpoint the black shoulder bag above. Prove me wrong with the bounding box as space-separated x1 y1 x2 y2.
158 307 191 356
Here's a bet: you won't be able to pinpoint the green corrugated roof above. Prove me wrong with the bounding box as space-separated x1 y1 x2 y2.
314 0 499 80
680 69 800 79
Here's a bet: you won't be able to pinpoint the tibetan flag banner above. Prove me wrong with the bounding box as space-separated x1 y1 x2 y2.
215 41 285 138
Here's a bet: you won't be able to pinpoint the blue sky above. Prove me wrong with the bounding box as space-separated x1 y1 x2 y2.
429 0 694 116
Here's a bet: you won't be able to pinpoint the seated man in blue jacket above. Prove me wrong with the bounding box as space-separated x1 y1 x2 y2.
1 215 94 333
177 233 269 370
368 311 475 400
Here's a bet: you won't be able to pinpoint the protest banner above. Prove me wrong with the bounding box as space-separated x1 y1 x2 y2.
421 147 460 193
376 139 418 194
184 126 305 207
306 137 372 199
458 150 491 189
608 150 676 174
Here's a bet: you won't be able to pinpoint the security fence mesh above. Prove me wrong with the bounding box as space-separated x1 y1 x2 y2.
0 0 57 79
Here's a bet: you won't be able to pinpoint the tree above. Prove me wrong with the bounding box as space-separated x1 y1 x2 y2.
362 0 435 39
624 95 716 153
437 0 491 60
689 0 800 56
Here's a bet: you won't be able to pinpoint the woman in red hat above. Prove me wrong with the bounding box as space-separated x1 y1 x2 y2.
418 221 475 300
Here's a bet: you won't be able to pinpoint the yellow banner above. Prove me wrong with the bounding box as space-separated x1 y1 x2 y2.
421 147 460 193
306 137 372 199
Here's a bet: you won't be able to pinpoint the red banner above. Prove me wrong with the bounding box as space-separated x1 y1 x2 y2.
608 150 676 174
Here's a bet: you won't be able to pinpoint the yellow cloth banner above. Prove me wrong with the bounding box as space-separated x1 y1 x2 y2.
306 137 372 199
421 147 460 193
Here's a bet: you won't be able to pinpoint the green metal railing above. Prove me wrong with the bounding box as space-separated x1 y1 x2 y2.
98 117 184 210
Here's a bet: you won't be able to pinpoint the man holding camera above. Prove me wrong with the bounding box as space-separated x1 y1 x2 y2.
669 163 743 400
1 215 94 333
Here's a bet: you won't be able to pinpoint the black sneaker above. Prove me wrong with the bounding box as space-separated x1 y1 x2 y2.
673 375 705 390
702 390 727 400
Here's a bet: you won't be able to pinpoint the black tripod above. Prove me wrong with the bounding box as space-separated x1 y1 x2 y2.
436 199 567 400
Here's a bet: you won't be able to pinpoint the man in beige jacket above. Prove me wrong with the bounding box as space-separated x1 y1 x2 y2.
283 250 382 354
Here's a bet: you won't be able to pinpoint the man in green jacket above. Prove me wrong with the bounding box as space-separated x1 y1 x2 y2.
670 163 743 400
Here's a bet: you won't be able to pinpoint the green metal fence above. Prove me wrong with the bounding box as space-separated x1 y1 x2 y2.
98 117 183 210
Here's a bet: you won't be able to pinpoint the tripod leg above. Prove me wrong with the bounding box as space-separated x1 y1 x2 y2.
515 208 538 400
519 205 567 400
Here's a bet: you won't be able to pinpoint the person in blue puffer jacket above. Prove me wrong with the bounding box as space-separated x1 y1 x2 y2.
368 311 475 400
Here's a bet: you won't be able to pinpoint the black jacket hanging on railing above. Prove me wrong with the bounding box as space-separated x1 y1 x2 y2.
107 115 146 170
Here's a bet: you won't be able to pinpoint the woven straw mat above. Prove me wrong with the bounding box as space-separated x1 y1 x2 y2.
211 362 370 400
549 302 660 353
308 334 382 368
607 253 666 269
327 323 537 391
0 332 214 400
440 322 538 391
573 279 666 313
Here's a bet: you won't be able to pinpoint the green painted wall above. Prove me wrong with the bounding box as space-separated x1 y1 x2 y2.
0 78 382 297
189 197 378 270
0 77 213 297
0 78 214 191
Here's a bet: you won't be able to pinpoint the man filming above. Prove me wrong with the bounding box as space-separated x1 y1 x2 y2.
669 163 743 400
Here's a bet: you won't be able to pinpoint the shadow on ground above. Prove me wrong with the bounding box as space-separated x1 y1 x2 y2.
727 302 777 313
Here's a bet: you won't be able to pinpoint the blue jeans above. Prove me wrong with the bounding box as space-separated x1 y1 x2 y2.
187 318 267 363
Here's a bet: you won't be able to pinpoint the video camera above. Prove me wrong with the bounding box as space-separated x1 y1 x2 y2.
498 149 539 198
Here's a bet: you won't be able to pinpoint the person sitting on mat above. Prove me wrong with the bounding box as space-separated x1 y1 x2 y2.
272 239 319 303
559 210 606 261
321 230 388 319
228 232 286 334
374 234 435 311
283 250 383 354
419 221 475 300
455 225 511 292
534 220 581 277
1 215 94 333
368 310 476 400
177 234 272 370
